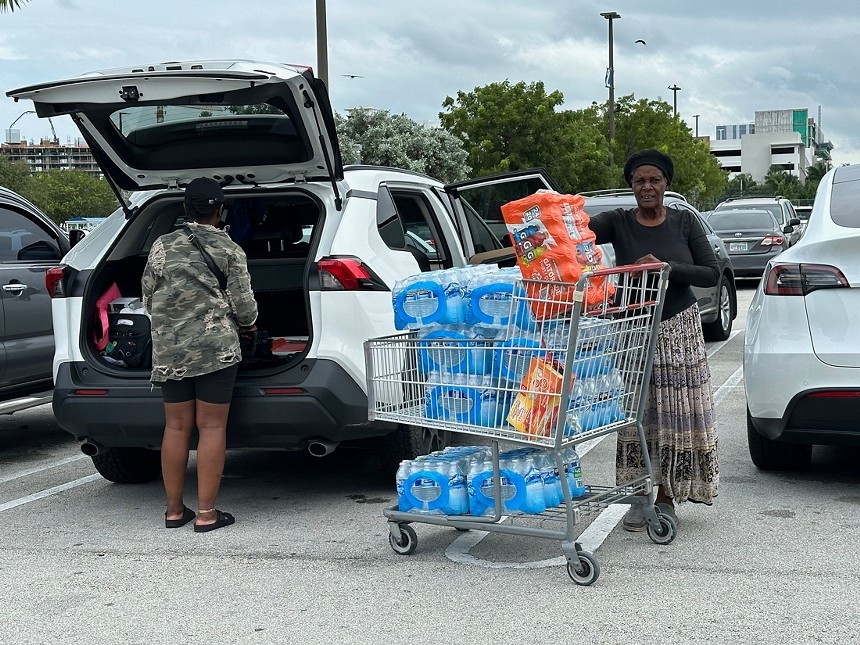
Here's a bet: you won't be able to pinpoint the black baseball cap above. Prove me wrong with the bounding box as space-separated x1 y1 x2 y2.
184 177 226 216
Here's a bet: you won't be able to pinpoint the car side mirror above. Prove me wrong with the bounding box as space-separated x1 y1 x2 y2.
788 218 801 227
69 229 86 247
17 240 63 262
782 225 793 234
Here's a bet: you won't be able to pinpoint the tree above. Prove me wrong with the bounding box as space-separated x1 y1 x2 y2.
0 0 28 11
0 154 33 195
334 108 470 183
597 94 727 204
725 173 757 197
27 170 119 224
439 80 612 192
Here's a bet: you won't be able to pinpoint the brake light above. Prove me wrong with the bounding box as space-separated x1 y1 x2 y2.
807 391 860 398
317 257 377 290
760 235 784 246
45 267 66 297
764 264 849 296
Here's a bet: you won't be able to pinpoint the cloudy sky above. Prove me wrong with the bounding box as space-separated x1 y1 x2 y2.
1 0 857 168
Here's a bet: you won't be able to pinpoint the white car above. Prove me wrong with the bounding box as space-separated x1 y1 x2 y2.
744 164 860 470
8 60 553 483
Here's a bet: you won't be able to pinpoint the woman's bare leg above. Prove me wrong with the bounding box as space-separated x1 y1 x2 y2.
161 400 196 519
194 400 231 526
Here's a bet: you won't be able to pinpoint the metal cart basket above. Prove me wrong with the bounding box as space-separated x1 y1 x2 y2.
364 263 673 585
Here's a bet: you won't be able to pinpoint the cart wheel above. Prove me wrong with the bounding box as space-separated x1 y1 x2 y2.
389 524 417 555
647 514 677 545
566 551 601 586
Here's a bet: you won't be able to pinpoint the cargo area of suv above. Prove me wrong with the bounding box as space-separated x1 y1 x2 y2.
86 190 320 371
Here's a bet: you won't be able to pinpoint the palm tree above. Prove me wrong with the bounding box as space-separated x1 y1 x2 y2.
0 0 29 11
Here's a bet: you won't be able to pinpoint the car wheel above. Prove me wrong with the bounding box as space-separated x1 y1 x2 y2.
90 447 162 484
746 409 812 471
702 275 734 342
377 423 451 477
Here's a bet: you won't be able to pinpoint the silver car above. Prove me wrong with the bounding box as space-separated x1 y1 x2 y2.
582 190 738 342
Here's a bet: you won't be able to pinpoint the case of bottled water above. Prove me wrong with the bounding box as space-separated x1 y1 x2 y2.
395 447 490 515
392 267 470 330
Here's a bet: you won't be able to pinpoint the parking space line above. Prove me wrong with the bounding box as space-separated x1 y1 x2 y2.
0 474 100 513
713 366 744 407
0 454 88 485
707 329 741 358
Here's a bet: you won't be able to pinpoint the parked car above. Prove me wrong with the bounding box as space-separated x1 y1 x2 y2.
712 196 803 246
0 185 74 408
793 204 812 235
744 163 860 470
706 208 789 279
8 59 558 483
581 189 737 342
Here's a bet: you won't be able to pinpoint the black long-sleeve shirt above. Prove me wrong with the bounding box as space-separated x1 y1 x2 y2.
589 207 719 320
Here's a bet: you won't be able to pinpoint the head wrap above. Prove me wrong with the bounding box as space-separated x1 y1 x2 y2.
623 149 675 187
184 177 225 217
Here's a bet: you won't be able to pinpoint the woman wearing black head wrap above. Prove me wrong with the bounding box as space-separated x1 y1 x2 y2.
588 149 720 530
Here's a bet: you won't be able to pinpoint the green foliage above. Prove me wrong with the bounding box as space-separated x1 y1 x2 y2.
0 0 29 12
593 95 727 205
0 154 33 195
439 80 612 192
334 108 470 183
27 170 119 224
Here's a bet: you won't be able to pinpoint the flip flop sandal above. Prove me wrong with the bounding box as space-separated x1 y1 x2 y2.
194 510 235 533
165 506 196 529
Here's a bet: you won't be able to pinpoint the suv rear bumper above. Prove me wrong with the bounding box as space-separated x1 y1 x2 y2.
52 359 382 449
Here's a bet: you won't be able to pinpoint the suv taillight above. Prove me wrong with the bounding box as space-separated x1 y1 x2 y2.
45 267 66 298
764 264 849 296
317 257 385 291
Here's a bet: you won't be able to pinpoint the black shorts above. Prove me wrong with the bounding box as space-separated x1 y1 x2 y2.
159 364 239 404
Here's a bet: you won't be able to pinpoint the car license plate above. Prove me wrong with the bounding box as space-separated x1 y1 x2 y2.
729 242 748 252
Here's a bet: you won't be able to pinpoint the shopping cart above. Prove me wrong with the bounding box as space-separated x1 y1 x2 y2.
364 263 673 585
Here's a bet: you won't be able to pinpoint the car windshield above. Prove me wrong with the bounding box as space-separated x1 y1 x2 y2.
709 211 775 229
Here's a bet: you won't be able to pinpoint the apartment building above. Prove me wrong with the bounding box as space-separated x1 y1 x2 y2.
0 138 101 177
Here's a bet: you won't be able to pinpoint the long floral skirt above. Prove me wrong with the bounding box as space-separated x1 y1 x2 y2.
615 303 719 504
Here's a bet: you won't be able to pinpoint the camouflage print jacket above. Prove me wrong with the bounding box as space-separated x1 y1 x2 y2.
141 222 258 382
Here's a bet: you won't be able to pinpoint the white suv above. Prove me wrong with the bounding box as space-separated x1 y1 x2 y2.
8 60 554 482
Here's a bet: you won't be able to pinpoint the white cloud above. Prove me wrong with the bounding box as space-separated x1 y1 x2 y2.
1 0 858 167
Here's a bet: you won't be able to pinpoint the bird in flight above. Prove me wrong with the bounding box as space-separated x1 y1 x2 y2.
634 39 647 46
342 74 365 79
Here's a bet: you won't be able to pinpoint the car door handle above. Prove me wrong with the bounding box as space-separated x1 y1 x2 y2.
2 283 26 294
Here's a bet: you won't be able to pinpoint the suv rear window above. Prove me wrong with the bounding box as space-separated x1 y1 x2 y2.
101 97 308 171
708 211 775 229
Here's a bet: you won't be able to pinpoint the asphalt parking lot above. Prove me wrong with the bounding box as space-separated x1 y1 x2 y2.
2 282 859 645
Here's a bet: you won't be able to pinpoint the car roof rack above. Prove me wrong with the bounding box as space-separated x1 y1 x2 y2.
579 188 688 203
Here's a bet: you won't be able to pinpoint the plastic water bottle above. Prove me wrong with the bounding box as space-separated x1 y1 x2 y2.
396 459 413 511
536 451 562 508
522 452 546 515
564 447 587 498
467 457 491 517
447 460 469 515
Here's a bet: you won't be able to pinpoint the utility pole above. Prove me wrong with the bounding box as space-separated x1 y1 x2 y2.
601 11 621 168
668 84 681 118
693 113 700 137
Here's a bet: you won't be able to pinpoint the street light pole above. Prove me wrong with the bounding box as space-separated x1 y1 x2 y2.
601 11 621 168
315 0 329 87
692 113 700 137
668 84 681 118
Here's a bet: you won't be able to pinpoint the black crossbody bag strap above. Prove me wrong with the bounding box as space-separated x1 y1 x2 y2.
184 226 227 292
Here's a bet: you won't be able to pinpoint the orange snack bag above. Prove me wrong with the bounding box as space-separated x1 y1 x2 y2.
501 190 613 316
507 357 565 438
